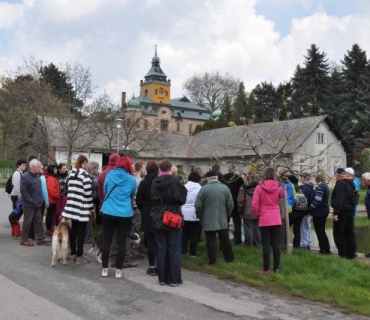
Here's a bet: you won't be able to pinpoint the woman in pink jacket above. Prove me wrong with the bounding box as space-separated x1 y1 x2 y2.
252 168 285 274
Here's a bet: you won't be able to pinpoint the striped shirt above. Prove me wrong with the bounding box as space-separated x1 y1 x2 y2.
62 168 94 222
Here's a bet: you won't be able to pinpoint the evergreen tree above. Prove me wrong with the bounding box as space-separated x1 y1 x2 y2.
220 94 232 123
233 82 249 123
339 44 370 148
252 82 278 123
290 44 331 117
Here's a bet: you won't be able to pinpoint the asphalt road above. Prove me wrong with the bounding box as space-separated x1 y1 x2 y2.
0 190 368 320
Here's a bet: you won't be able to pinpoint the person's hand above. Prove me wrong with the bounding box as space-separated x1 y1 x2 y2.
45 204 50 208
333 214 339 222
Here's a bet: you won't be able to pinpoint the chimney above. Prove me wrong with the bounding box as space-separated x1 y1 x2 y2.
247 118 254 126
121 92 126 109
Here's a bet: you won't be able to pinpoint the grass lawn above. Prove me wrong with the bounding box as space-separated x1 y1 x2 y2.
182 230 370 316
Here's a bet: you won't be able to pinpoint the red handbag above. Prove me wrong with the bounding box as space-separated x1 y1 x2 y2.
163 211 183 229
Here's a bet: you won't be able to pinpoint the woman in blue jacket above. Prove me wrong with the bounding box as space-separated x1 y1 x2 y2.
100 157 136 278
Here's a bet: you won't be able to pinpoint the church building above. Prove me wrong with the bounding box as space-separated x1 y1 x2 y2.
121 47 211 135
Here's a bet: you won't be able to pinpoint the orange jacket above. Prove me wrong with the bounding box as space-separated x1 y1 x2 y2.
46 175 61 204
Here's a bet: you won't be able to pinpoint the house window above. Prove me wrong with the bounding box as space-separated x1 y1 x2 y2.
126 118 131 127
161 120 169 132
299 158 308 172
145 89 148 96
188 123 193 135
317 159 323 171
177 121 180 132
155 89 158 94
144 119 149 130
316 133 325 144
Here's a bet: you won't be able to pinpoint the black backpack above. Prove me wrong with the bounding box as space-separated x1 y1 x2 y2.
5 170 21 195
5 176 13 195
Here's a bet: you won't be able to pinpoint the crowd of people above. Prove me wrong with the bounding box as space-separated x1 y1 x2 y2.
7 155 370 284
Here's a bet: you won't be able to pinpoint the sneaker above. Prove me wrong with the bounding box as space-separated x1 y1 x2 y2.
146 267 157 276
258 269 270 274
169 280 183 287
102 268 109 277
274 268 281 274
115 269 123 278
75 256 90 265
159 281 167 285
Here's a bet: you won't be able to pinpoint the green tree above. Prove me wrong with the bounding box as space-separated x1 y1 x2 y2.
252 82 279 123
290 44 331 117
233 82 249 123
339 44 370 148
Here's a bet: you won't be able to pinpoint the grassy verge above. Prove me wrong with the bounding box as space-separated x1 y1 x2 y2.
182 236 370 316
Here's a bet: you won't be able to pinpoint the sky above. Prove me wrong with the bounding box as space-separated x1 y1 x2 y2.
0 0 370 106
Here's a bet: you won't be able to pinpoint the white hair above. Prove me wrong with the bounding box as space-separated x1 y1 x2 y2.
362 172 370 181
29 159 40 169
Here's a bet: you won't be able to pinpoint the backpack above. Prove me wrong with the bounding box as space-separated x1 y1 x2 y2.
5 176 13 195
294 193 308 211
5 170 21 195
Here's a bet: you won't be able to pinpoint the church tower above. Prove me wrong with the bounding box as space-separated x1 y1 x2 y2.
140 45 171 105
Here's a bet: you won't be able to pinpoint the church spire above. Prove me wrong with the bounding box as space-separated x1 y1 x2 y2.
152 45 160 65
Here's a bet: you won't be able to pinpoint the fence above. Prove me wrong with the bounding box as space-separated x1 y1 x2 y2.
0 168 13 185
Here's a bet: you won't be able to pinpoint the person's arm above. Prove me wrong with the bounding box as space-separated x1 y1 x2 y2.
252 186 261 217
40 176 49 206
195 190 203 220
136 181 145 211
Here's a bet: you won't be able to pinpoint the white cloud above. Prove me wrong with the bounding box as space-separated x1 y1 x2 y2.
0 0 370 103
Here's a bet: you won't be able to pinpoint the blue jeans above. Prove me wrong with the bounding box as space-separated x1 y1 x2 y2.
155 229 182 284
300 215 311 247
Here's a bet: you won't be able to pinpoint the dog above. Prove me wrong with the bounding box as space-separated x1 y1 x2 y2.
88 229 103 263
51 218 72 267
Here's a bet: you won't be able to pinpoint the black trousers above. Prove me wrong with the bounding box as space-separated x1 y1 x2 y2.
289 213 303 248
333 211 356 259
231 210 242 244
145 232 157 266
181 220 201 256
312 215 331 254
70 220 88 257
45 203 57 230
205 229 234 264
102 215 132 269
260 225 281 271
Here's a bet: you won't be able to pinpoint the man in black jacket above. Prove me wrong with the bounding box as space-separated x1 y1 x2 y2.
331 168 356 259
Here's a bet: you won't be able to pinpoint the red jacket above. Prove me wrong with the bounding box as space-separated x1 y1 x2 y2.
46 175 61 204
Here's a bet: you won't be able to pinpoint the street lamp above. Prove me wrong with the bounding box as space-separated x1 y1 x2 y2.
115 118 123 154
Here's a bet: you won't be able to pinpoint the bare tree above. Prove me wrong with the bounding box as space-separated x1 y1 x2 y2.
183 71 240 112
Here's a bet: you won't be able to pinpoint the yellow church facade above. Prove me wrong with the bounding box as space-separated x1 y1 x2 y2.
122 47 211 136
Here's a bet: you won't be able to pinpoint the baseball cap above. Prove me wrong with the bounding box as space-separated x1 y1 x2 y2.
336 168 346 175
345 167 355 175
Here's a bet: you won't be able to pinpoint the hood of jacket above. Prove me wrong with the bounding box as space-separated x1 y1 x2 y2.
260 180 281 193
153 175 175 192
107 153 120 168
242 181 258 195
107 167 133 186
185 181 200 192
301 181 314 193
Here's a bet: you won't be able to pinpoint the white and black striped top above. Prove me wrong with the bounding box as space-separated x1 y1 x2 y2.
62 168 94 222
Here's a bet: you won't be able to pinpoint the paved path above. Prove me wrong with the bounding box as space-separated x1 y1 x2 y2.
0 190 368 320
